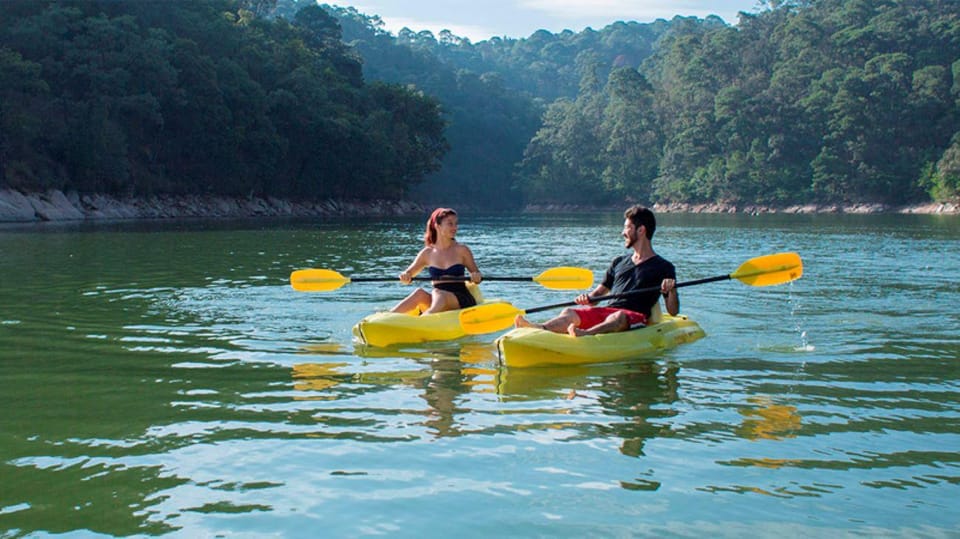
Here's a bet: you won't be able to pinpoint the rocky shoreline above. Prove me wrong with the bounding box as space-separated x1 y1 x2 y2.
651 201 959 215
1 188 957 223
527 200 960 215
0 189 428 223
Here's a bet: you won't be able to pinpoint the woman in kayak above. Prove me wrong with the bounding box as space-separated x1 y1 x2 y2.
515 205 678 337
390 208 483 315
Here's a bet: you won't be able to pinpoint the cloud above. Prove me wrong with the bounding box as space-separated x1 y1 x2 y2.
373 15 496 42
347 1 500 41
518 0 748 24
341 0 756 42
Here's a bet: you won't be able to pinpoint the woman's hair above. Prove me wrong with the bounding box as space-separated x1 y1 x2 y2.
624 205 656 239
424 207 457 246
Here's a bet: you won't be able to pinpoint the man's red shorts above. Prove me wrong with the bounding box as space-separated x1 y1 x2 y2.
573 307 647 330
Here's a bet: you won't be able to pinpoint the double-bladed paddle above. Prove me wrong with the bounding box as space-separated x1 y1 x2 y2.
458 252 803 335
290 266 594 292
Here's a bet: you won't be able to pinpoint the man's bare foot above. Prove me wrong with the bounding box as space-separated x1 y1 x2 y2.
515 315 543 329
566 323 586 337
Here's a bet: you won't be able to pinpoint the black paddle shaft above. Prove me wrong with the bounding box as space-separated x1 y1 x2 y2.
348 276 533 283
524 274 731 315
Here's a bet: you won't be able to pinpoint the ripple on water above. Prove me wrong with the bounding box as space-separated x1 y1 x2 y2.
2 214 959 536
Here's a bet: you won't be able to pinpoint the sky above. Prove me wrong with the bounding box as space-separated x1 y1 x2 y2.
337 0 764 42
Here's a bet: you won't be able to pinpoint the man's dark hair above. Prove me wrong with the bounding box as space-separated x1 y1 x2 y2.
624 205 656 239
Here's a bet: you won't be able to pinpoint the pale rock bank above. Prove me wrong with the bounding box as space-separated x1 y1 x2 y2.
524 201 960 215
2 189 958 223
651 201 959 214
0 189 426 223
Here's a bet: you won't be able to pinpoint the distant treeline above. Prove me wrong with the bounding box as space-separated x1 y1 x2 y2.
516 0 960 206
320 0 960 207
0 0 446 199
2 0 959 209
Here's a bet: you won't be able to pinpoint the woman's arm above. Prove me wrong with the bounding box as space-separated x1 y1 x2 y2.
399 248 429 284
460 245 482 283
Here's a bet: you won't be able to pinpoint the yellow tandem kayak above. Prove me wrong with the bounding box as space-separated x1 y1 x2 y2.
494 311 705 368
351 307 496 347
351 285 506 347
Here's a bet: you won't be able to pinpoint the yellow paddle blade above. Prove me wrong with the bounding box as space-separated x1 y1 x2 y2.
290 269 350 292
533 266 593 290
459 302 524 335
730 252 803 287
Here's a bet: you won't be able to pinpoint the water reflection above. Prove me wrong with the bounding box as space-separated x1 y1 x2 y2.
601 363 682 459
736 396 802 442
292 337 693 471
291 361 349 393
292 337 688 453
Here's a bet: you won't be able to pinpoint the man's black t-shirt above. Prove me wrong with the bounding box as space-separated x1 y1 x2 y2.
601 254 675 316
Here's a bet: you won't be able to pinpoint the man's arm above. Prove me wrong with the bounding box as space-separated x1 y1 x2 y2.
661 279 679 315
577 284 610 305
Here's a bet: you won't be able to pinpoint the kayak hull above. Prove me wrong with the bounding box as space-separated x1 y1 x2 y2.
352 284 497 347
352 309 469 347
495 314 705 368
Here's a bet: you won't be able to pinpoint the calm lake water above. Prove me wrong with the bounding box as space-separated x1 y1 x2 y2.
1 212 958 537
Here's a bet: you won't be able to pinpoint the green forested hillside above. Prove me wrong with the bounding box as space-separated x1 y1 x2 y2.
516 0 960 206
315 5 543 207
314 4 683 207
0 0 446 199
321 0 960 207
2 0 958 209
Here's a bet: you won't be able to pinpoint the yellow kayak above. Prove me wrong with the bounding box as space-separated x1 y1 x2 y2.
495 312 705 368
352 285 506 347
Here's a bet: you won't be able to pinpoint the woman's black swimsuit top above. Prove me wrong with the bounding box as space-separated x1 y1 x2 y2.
428 264 466 279
428 264 477 308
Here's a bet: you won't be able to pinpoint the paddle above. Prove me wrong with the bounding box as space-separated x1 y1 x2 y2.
290 266 593 292
458 252 803 335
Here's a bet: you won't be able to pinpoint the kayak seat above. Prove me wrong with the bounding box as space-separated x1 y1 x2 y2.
648 301 663 324
467 282 483 303
628 302 661 330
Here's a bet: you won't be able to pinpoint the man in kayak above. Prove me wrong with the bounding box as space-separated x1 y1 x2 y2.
515 205 678 337
390 207 483 315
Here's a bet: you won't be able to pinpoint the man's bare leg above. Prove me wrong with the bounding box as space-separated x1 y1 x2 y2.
514 315 544 329
516 308 581 333
567 311 629 337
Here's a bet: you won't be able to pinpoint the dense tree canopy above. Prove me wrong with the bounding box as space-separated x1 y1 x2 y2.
0 0 446 199
2 0 958 209
315 4 543 207
299 0 960 207
511 0 960 206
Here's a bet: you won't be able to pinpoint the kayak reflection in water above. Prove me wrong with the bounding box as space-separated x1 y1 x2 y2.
390 207 483 315
515 205 679 337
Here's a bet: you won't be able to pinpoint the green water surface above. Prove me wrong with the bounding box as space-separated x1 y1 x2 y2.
1 213 958 537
